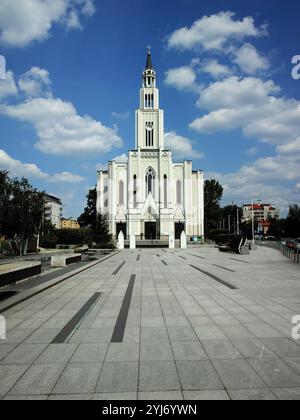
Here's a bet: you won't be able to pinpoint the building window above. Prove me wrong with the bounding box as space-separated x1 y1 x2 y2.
145 122 154 147
145 168 155 197
119 180 124 206
164 175 168 208
176 180 182 205
133 175 137 208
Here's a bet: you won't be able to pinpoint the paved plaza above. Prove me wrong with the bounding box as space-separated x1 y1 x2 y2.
1 246 300 400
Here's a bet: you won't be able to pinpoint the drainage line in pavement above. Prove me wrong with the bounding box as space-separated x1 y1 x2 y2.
230 258 250 264
112 261 126 275
212 264 235 273
190 265 238 290
52 292 103 344
111 274 136 343
188 253 206 260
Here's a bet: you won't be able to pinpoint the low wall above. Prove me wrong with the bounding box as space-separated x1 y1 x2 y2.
0 261 42 287
51 254 82 267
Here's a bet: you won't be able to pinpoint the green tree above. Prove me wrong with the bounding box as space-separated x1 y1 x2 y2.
92 213 112 246
1 175 44 255
204 179 224 234
78 188 97 228
285 204 300 237
0 170 12 236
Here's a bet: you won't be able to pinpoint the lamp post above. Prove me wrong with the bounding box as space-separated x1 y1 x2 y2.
252 199 262 245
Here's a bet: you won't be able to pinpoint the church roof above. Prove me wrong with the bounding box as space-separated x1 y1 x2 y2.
145 48 153 70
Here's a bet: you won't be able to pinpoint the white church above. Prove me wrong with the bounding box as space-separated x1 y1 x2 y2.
97 49 204 245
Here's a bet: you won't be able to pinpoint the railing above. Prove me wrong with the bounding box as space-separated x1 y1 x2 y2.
281 245 300 264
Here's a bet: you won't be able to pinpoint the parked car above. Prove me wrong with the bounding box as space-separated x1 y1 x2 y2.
286 239 296 250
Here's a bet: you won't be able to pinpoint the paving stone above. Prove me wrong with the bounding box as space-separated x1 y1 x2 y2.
248 357 300 388
140 342 174 361
0 365 29 396
93 392 137 400
176 361 224 391
183 390 230 400
201 340 242 360
1 344 47 365
53 363 102 394
70 343 108 363
194 325 227 341
139 391 183 400
34 343 77 365
228 389 277 400
272 388 300 400
8 364 65 395
212 359 266 389
105 343 139 362
96 362 139 393
139 361 181 391
171 341 208 361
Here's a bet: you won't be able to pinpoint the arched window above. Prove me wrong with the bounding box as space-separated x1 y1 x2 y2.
133 175 137 208
164 175 168 209
145 122 154 147
176 180 182 205
119 180 124 206
145 168 155 198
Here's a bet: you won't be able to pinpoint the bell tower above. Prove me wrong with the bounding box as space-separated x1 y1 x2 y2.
135 48 164 150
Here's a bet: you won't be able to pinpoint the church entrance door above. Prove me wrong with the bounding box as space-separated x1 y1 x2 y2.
175 223 185 240
116 223 127 240
145 222 157 240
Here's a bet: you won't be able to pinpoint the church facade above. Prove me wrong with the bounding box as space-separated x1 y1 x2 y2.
96 50 204 242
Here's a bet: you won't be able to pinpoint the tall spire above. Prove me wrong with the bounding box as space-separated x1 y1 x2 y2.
145 46 153 70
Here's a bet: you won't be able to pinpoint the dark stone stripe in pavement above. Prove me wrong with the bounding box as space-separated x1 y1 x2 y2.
111 274 136 343
190 265 238 290
212 264 235 273
52 292 103 344
188 253 206 260
230 258 250 264
161 260 168 266
137 255 140 262
112 261 126 275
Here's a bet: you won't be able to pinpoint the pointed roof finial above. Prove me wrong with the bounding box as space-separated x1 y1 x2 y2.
145 46 153 70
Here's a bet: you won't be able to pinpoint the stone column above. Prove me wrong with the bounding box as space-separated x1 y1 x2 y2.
180 231 187 249
130 234 136 249
169 233 175 249
117 231 124 250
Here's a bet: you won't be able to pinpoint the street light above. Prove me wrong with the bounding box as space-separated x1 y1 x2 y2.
252 199 262 245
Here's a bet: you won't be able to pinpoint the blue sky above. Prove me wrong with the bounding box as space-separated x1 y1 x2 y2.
0 0 300 218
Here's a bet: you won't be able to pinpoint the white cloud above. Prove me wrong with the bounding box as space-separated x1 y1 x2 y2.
165 66 197 90
277 137 300 154
113 153 128 163
50 171 85 183
233 43 269 74
0 0 96 47
18 67 51 97
1 80 123 156
190 76 300 147
0 71 18 99
201 59 232 79
0 148 48 179
167 11 267 51
111 111 130 121
246 147 259 156
164 131 203 159
0 149 85 184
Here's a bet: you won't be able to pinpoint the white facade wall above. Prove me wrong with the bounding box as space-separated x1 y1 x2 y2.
97 50 204 242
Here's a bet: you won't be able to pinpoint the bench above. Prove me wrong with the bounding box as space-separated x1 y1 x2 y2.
0 261 42 287
51 254 82 267
218 236 248 255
